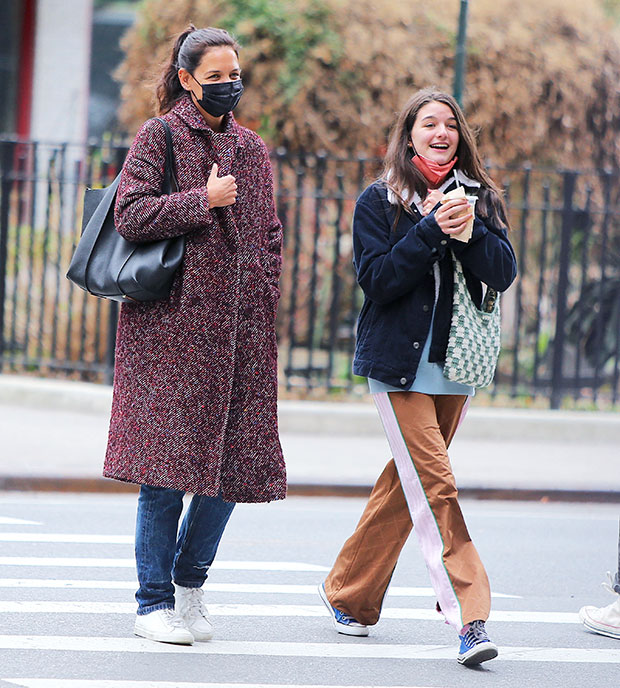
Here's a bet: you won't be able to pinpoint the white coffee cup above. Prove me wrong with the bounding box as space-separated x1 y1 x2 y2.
465 195 477 213
451 195 476 243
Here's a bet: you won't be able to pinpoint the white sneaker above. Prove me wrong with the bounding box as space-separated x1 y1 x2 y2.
134 608 194 645
175 584 214 641
579 573 620 640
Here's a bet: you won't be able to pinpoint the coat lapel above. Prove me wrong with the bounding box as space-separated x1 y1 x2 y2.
211 134 237 175
211 132 240 250
172 95 242 249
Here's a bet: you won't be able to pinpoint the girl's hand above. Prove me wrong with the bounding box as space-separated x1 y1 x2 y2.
207 163 237 207
421 189 444 216
433 197 472 235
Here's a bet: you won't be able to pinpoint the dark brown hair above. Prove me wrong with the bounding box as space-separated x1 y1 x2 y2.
156 25 240 114
381 88 509 229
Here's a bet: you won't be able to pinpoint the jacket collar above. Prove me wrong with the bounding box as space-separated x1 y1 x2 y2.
171 93 245 147
386 168 481 210
445 169 481 189
410 171 480 214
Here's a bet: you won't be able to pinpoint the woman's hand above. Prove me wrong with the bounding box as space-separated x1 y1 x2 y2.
421 189 444 216
433 197 472 235
207 163 237 207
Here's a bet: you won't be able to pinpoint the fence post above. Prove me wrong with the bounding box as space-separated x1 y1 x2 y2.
510 164 530 396
0 142 13 373
550 171 576 409
305 152 326 390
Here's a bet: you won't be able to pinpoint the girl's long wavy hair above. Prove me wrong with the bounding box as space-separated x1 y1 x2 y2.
381 88 509 229
156 25 240 115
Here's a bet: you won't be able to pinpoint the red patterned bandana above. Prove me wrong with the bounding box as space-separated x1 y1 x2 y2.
412 154 458 188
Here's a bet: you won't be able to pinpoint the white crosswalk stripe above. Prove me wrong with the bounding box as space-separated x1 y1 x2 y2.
2 500 619 687
0 579 520 598
0 557 329 572
4 681 434 688
0 600 579 623
1 636 619 663
0 533 134 544
4 683 435 688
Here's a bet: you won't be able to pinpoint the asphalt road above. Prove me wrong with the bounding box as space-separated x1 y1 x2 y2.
0 492 618 688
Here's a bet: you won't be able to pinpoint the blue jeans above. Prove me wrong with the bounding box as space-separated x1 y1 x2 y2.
134 484 235 615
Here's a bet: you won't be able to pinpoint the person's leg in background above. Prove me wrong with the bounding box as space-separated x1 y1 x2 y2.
579 520 620 640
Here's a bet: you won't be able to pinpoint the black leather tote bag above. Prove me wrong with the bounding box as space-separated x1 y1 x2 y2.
67 118 185 302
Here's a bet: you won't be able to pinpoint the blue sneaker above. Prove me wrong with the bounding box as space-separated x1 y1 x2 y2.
457 620 498 665
318 583 369 636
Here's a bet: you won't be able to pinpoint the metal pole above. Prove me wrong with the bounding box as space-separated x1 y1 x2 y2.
453 0 469 107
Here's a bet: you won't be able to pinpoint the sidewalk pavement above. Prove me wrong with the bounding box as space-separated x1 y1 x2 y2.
1 375 618 501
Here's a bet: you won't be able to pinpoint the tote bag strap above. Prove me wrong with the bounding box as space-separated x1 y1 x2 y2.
153 117 179 194
452 251 498 314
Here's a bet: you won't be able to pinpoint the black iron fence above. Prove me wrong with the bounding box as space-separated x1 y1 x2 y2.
0 136 619 408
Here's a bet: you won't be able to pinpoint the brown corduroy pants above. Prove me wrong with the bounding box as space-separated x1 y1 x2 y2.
324 392 491 631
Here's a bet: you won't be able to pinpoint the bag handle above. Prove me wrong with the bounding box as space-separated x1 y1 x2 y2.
154 117 179 194
451 250 498 314
482 287 498 313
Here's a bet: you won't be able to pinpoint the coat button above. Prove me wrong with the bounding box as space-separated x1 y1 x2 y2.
423 305 429 312
242 307 253 318
413 341 420 349
440 239 448 245
400 377 407 385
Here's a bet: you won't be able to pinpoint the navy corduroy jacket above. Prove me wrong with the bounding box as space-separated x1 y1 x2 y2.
352 180 517 389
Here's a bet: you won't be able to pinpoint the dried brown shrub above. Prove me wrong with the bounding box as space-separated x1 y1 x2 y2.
116 0 620 168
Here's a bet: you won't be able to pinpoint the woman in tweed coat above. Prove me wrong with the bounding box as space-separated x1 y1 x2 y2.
103 26 286 645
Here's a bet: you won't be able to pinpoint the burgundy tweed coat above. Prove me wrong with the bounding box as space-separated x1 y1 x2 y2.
103 94 286 503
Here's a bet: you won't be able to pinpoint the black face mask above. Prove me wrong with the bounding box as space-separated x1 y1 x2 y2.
191 75 244 117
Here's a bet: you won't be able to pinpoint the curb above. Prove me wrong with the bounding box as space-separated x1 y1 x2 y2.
0 476 619 503
1 375 619 502
2 375 620 442
277 400 620 443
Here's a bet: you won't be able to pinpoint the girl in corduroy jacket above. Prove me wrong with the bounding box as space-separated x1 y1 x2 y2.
104 26 286 645
318 89 517 666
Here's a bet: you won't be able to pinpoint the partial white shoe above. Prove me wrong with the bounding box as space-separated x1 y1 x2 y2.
134 608 194 645
579 572 620 640
317 582 369 637
175 584 214 641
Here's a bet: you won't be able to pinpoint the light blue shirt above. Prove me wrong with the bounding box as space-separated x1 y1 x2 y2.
368 306 474 395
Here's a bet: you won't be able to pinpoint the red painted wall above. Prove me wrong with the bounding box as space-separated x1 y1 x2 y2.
16 0 36 138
